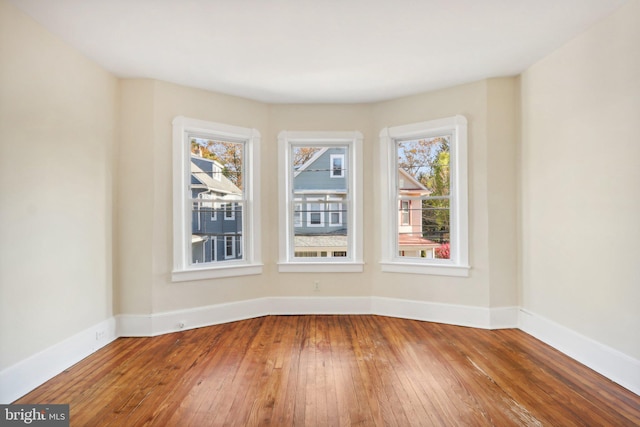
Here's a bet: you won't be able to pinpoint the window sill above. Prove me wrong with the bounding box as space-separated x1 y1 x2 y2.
278 262 364 273
380 262 470 277
172 263 263 282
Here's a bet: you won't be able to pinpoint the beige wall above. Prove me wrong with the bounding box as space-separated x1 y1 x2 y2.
266 104 375 297
115 78 520 313
115 79 155 315
114 79 521 312
0 0 119 369
486 78 519 308
520 0 640 359
373 79 516 307
116 80 272 313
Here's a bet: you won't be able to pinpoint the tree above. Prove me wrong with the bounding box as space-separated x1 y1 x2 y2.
191 138 244 189
397 136 451 244
208 140 243 189
397 137 447 179
292 147 321 168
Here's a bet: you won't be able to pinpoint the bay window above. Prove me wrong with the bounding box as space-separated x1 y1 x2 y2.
379 115 469 276
172 116 261 281
278 131 363 272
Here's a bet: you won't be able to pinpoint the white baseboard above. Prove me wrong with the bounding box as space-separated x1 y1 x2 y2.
116 313 153 337
0 317 117 404
372 297 519 329
270 296 372 315
519 308 640 395
117 298 271 337
118 297 372 337
5 300 635 403
117 297 516 336
150 298 270 336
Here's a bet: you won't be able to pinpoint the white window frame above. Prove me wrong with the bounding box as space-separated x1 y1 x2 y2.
293 199 303 227
224 202 235 220
306 199 325 227
379 115 469 277
211 236 217 262
400 200 410 226
328 197 343 226
213 163 222 182
330 154 345 178
278 131 363 273
172 116 262 281
224 235 236 259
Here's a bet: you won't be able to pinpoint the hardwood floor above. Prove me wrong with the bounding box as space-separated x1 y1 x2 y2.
14 315 640 426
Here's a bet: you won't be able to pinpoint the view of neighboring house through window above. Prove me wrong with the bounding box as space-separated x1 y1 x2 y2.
379 115 469 276
278 131 363 272
190 138 244 264
172 116 261 281
396 135 450 260
292 146 347 256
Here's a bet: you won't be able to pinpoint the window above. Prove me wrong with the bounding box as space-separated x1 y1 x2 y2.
328 198 343 226
307 200 324 227
293 200 303 227
379 115 469 276
224 203 235 220
210 237 217 261
225 235 236 259
278 131 363 272
330 154 344 178
172 116 262 281
400 200 410 225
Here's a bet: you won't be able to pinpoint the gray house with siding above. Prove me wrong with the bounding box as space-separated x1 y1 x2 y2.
191 156 243 263
293 147 348 257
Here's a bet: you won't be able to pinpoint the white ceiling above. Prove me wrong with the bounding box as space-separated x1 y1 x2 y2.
10 0 627 104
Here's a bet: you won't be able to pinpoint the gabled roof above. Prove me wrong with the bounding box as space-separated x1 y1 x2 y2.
191 161 241 196
293 148 329 177
398 169 430 196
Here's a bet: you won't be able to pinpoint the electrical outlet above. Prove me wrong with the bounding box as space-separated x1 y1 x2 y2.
313 280 320 292
95 330 106 341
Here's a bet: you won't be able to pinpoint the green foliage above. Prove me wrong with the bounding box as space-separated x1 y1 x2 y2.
397 136 451 244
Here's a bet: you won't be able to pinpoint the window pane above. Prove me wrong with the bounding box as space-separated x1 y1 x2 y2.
291 145 349 259
396 136 450 260
190 137 244 264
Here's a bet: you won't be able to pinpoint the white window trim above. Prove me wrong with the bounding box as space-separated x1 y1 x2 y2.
211 236 217 262
330 154 345 178
278 131 363 273
224 235 236 259
400 200 410 226
306 199 325 227
293 199 303 227
224 202 235 220
379 115 469 277
172 116 262 281
328 198 343 227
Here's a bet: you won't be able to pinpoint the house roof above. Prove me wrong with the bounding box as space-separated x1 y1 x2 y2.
191 161 241 196
398 169 430 196
294 235 347 249
398 234 439 248
293 148 329 177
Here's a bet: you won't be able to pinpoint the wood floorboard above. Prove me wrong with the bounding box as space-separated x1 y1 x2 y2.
13 315 640 426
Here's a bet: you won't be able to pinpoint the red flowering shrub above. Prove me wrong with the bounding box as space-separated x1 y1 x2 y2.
435 243 450 259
